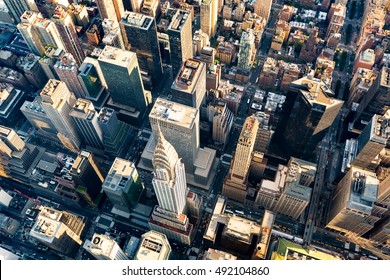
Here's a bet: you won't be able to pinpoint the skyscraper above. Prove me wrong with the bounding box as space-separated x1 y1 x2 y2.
96 0 125 22
97 107 133 158
0 125 40 181
69 99 104 150
120 11 163 87
29 206 84 258
200 0 218 38
102 158 144 214
70 150 105 206
254 0 272 22
17 11 65 56
3 0 38 23
353 67 390 129
276 76 343 159
52 6 85 66
135 230 171 260
152 125 187 214
98 46 150 117
39 79 82 151
170 59 206 109
84 233 128 260
148 126 194 245
327 167 380 237
54 53 88 99
350 111 389 170
222 115 258 203
237 30 256 71
77 57 109 110
149 98 200 173
167 9 193 78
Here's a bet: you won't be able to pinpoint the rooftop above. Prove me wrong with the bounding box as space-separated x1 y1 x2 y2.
70 99 97 120
347 168 379 213
98 107 115 124
272 239 340 260
371 110 390 142
103 158 138 192
291 76 343 107
136 230 171 260
168 10 190 32
149 98 198 129
203 249 237 260
222 215 261 244
172 59 204 92
121 12 153 30
84 234 117 258
98 46 136 68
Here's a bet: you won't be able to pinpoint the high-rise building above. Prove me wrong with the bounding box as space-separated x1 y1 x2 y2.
84 233 128 260
52 6 85 66
353 67 390 129
253 112 272 153
102 19 125 49
96 0 125 22
3 0 38 23
120 11 163 87
209 100 234 146
135 230 171 260
141 0 161 18
327 167 380 237
77 57 109 110
70 150 105 206
17 11 65 56
237 30 256 71
20 97 59 142
347 68 377 108
102 158 144 214
149 98 200 173
151 125 187 214
98 46 150 117
276 76 343 159
39 79 82 151
170 59 206 110
255 158 316 219
68 3 90 30
148 127 194 245
168 9 193 78
200 0 218 38
0 125 40 181
353 48 375 74
29 206 84 258
350 111 389 170
16 53 48 90
203 249 237 260
254 0 272 22
97 107 133 158
326 3 346 40
275 158 315 219
69 99 104 150
54 53 88 99
252 210 275 260
222 115 258 203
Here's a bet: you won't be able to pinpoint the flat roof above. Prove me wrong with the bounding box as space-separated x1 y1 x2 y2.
98 46 136 68
136 231 171 260
194 147 216 178
273 239 340 260
292 76 343 108
121 12 153 30
222 215 261 244
149 97 198 130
